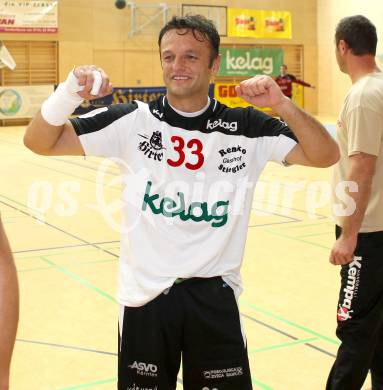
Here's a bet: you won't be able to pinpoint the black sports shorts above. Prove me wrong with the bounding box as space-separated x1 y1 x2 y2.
118 276 252 390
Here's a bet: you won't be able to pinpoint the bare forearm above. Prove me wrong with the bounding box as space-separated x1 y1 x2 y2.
339 171 373 238
0 224 19 389
274 98 339 166
24 111 66 154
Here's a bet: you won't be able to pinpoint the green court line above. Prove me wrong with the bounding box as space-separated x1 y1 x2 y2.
40 256 117 304
251 377 274 390
248 337 318 354
240 299 339 345
58 377 116 390
264 228 331 250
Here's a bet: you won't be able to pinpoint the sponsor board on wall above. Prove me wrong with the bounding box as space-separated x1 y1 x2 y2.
227 8 262 38
228 8 292 39
0 0 58 33
261 10 292 39
74 85 215 116
218 47 284 77
0 85 53 119
214 82 272 114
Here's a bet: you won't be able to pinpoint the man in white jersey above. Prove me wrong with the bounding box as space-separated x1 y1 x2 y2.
24 15 339 390
0 217 19 390
328 15 383 390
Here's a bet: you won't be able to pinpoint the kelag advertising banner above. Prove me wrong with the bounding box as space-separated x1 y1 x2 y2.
218 48 283 77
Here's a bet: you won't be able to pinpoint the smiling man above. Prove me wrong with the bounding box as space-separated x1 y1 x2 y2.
24 15 339 389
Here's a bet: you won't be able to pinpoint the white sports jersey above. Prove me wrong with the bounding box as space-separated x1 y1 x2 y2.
70 96 297 307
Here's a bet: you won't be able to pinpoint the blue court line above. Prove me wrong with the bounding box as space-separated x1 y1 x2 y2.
278 221 333 230
0 196 119 259
263 228 331 251
22 159 122 191
17 339 117 357
241 299 339 346
252 198 328 219
17 258 117 273
51 156 120 174
13 240 119 255
241 312 336 358
297 231 333 238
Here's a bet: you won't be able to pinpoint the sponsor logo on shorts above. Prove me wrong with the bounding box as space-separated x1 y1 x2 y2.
126 384 158 390
138 131 165 161
128 361 158 378
203 366 243 379
337 256 362 322
218 146 247 174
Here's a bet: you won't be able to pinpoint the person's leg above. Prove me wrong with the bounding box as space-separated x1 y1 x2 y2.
118 288 182 390
181 277 252 390
0 218 19 389
327 228 383 390
371 303 383 389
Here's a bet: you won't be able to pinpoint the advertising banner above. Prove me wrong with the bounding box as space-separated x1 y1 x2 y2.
214 82 272 114
218 47 283 77
74 85 215 116
261 10 292 39
0 0 58 33
228 8 292 39
227 8 262 38
74 86 166 115
0 85 53 119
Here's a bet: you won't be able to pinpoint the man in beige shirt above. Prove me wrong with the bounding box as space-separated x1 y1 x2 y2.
328 15 383 390
0 217 19 390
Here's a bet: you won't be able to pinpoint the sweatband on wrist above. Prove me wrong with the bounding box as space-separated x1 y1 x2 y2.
41 71 84 126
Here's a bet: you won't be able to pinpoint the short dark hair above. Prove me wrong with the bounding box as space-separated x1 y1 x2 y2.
335 15 377 56
158 15 220 66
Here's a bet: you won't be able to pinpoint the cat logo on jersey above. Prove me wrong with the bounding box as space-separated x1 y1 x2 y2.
138 131 165 161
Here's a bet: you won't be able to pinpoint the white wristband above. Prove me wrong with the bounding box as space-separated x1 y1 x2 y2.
41 71 84 126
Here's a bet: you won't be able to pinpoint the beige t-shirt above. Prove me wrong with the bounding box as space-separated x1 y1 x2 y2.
332 72 383 232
